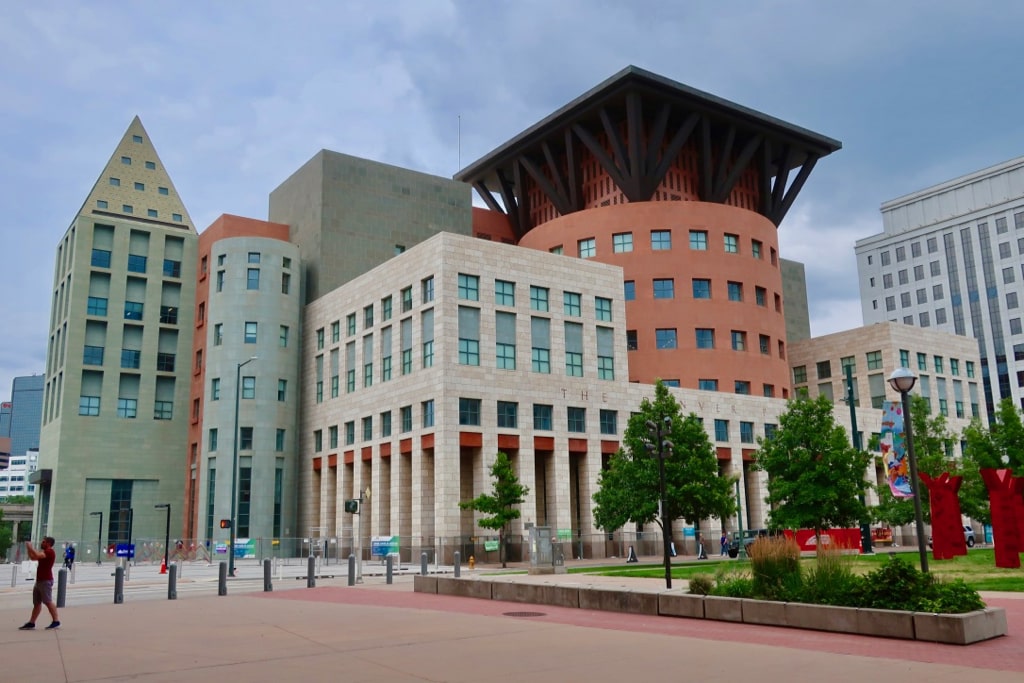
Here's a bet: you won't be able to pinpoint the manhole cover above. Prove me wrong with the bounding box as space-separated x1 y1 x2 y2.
503 611 546 618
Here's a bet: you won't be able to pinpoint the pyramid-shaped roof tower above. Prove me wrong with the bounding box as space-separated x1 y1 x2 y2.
77 116 195 233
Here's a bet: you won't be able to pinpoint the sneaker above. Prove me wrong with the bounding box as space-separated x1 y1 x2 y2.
18 622 35 630
45 622 60 630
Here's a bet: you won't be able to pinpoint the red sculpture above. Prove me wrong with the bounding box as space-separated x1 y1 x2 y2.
980 469 1023 569
920 472 966 560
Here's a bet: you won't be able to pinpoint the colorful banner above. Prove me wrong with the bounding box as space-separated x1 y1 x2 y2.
880 401 913 498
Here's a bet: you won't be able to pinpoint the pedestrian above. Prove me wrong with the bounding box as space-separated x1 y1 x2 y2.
63 544 75 570
20 537 60 630
720 532 729 557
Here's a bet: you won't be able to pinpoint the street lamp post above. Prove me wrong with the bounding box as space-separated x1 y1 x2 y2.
155 504 170 571
229 356 258 578
646 417 673 590
90 511 103 565
888 368 929 574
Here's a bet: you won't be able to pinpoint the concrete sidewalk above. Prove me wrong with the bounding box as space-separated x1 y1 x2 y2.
2 571 1022 683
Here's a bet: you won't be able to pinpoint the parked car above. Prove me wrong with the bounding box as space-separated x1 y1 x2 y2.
728 528 783 557
928 525 976 548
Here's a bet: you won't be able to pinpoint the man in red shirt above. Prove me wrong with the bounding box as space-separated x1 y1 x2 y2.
19 536 60 630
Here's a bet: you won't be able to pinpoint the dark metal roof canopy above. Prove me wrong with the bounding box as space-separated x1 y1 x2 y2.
455 66 841 236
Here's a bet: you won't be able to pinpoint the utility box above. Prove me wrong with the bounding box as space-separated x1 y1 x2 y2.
528 526 566 575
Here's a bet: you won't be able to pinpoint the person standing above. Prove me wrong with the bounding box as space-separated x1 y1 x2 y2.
20 537 60 630
720 532 729 557
63 544 75 570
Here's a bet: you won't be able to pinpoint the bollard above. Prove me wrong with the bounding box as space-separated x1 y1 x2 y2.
263 558 273 592
348 554 355 586
10 563 17 588
56 568 68 608
70 562 76 585
307 555 316 588
386 554 393 584
114 565 124 604
420 552 428 576
168 564 177 600
218 561 227 596
454 551 461 578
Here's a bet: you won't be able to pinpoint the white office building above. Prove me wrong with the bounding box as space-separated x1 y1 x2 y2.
856 155 1024 420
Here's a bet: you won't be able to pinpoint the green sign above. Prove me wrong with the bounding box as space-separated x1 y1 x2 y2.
483 540 500 552
557 528 573 541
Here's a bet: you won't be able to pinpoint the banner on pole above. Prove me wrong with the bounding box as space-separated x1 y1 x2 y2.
881 400 913 498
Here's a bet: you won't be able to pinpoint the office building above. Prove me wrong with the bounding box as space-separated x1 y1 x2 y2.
856 155 1024 420
35 117 199 545
5 375 44 457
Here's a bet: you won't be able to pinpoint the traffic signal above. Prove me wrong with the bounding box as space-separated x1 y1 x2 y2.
219 519 232 529
344 499 359 514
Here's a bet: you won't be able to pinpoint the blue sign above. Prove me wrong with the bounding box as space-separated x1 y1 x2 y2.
370 536 399 556
115 543 135 559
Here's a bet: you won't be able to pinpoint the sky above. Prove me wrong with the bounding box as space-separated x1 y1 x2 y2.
2 0 1023 399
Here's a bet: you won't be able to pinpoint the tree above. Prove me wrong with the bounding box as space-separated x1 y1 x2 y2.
459 451 528 568
754 394 871 548
960 398 1024 524
592 381 735 549
871 395 959 525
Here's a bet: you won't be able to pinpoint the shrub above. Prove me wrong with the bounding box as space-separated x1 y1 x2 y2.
712 575 755 598
748 535 802 601
921 579 986 614
687 573 715 595
799 539 860 606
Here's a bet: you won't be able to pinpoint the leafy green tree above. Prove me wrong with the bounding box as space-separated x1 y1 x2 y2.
871 395 959 525
459 451 529 568
754 394 871 548
4 495 33 505
592 381 735 550
960 398 1024 524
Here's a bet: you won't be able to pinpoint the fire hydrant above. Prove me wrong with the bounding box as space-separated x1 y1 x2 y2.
468 555 476 570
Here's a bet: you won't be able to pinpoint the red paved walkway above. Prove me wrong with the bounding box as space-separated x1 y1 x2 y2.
259 586 1024 674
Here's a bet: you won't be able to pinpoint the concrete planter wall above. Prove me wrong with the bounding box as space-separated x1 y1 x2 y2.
414 576 1007 645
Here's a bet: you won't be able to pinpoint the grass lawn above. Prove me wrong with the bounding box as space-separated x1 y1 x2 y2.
568 548 1024 592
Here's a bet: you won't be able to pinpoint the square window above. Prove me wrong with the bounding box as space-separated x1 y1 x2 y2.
159 187 169 195
656 329 678 349
145 160 155 170
653 278 674 299
724 234 739 253
563 291 581 316
689 230 707 250
458 273 479 301
121 156 131 165
533 404 553 430
727 281 743 301
612 232 633 253
698 379 717 391
132 134 143 143
530 286 549 312
695 328 714 349
651 230 671 250
109 177 120 186
578 238 596 258
422 276 434 303
567 407 586 433
497 401 518 428
459 398 482 426
731 330 746 351
595 297 612 321
599 409 617 435
134 181 144 191
496 279 516 306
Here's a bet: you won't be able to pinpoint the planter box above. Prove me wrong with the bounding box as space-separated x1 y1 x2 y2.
411 578 1006 644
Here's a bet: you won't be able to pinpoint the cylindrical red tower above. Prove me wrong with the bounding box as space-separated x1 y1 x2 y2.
456 66 840 394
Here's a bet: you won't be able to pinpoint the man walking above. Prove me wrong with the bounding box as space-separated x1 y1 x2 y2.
19 537 60 630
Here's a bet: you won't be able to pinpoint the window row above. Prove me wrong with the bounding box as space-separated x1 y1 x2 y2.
316 278 433 349
629 328 785 357
553 230 777 264
91 248 183 278
867 213 1024 268
458 273 613 321
623 278 780 309
206 376 290 402
206 426 289 453
793 353 975 384
78 395 174 419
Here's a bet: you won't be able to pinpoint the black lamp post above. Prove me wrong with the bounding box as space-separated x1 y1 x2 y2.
229 356 258 578
155 504 170 571
646 417 673 589
90 511 102 565
888 368 929 573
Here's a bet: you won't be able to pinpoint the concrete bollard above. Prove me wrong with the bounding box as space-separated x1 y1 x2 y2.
10 563 17 588
263 558 273 592
307 555 316 588
56 568 67 608
420 552 428 576
70 563 76 585
386 554 393 584
218 561 227 596
348 554 356 586
454 551 461 578
168 564 177 600
114 565 124 604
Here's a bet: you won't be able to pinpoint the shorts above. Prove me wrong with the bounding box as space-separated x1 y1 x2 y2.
33 580 54 606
